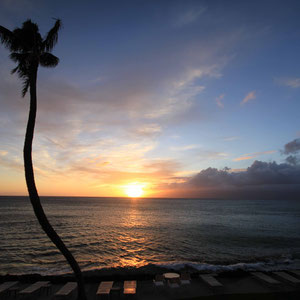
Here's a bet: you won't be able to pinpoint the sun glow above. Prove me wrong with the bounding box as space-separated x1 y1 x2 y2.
124 183 145 198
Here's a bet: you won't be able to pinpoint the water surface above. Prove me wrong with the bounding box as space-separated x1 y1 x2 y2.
0 196 299 275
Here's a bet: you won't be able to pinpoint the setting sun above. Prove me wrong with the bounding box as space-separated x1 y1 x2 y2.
124 183 144 198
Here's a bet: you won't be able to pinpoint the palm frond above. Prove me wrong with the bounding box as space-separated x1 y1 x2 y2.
22 19 39 34
1 19 61 98
22 78 30 97
42 19 61 52
40 52 59 67
13 20 42 52
9 28 26 51
0 25 14 50
9 52 30 77
9 52 30 63
10 53 30 97
12 64 29 79
11 63 30 96
11 66 18 74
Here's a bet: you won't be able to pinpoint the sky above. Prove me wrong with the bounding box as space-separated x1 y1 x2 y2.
0 0 299 199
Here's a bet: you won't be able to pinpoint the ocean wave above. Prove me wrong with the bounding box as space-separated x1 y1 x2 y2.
1 255 300 277
79 256 300 278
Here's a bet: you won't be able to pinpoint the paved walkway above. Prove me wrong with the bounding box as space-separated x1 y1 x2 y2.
0 271 300 299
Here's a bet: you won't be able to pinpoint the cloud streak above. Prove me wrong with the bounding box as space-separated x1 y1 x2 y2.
233 150 276 161
170 144 200 151
174 6 206 27
216 94 225 108
276 77 300 88
241 90 256 105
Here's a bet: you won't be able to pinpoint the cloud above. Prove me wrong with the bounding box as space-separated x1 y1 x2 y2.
68 157 181 195
143 160 180 176
283 138 300 154
286 155 299 166
233 150 276 161
234 155 253 161
216 94 225 108
130 124 162 138
222 136 239 142
0 153 23 172
142 63 225 120
0 13 264 196
229 168 247 173
174 66 222 89
241 90 256 105
189 160 300 186
282 138 300 166
276 77 300 88
181 160 300 199
157 139 300 198
0 11 237 153
174 6 206 27
0 55 223 196
170 144 200 151
196 150 228 160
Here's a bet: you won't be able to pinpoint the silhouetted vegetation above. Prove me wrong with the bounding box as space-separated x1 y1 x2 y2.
0 19 87 300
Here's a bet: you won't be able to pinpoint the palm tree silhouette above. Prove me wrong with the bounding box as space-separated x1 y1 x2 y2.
0 20 87 299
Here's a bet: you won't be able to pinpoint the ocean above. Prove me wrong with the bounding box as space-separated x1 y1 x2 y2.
0 196 299 276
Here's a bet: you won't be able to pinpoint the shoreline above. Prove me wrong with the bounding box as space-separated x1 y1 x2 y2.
1 256 299 278
0 268 297 284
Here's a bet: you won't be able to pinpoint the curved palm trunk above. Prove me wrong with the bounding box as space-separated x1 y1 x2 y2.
23 66 87 300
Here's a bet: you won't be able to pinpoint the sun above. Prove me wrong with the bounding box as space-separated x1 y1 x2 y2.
124 183 144 198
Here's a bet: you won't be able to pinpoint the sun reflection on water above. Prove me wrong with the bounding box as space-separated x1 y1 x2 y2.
114 201 149 267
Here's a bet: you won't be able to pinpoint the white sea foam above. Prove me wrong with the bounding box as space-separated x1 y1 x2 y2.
151 258 300 273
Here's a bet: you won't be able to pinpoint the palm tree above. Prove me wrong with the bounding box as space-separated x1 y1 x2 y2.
0 20 87 300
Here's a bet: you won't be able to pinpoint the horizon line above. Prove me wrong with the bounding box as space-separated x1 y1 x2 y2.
0 195 227 200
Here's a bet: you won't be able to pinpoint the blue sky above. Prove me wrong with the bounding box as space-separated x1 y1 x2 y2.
0 0 299 198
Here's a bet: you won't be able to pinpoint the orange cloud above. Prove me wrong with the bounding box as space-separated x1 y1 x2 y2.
241 90 256 105
233 150 276 161
234 156 253 161
216 94 225 108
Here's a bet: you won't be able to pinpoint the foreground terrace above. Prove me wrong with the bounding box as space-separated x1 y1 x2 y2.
0 270 300 299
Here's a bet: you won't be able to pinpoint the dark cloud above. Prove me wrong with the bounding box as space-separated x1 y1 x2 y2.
181 160 300 200
282 138 300 166
283 138 300 154
286 155 299 166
